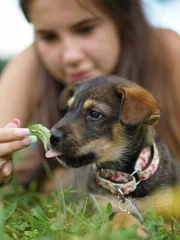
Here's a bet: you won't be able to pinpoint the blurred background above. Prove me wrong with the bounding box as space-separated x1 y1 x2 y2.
0 0 180 71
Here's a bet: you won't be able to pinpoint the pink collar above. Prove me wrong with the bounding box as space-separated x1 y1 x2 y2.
94 142 159 196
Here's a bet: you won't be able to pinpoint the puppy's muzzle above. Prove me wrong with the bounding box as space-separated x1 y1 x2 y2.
50 129 65 145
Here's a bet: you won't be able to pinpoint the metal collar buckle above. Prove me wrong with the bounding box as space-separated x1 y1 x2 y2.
130 169 141 186
114 185 144 224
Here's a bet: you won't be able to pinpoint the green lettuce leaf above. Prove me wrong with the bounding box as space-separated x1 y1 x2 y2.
29 124 51 151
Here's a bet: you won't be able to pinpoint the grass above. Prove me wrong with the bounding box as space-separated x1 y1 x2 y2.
0 182 180 240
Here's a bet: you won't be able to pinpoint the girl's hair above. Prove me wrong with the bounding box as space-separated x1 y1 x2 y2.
19 0 180 158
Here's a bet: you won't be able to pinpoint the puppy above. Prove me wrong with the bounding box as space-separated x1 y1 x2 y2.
46 75 180 237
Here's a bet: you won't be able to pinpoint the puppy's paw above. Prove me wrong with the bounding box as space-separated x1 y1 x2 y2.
112 212 149 239
137 225 150 239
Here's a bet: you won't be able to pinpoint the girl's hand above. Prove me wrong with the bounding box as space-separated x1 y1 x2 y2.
0 119 37 185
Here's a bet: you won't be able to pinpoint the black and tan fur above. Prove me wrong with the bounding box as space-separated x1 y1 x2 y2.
49 75 180 237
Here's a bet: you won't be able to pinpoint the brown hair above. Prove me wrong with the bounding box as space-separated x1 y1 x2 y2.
19 0 180 158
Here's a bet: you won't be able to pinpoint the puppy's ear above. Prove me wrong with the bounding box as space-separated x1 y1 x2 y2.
57 82 80 112
115 85 160 126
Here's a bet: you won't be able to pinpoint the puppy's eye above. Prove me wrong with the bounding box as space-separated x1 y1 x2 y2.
64 105 70 114
66 105 70 112
60 105 70 116
87 111 102 120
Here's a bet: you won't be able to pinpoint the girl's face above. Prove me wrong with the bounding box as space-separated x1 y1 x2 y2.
29 0 120 85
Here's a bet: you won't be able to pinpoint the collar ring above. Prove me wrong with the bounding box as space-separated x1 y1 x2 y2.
114 185 125 202
130 169 140 178
130 169 141 186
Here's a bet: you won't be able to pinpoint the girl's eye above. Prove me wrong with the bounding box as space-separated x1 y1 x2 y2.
77 25 95 35
87 111 102 120
39 33 58 42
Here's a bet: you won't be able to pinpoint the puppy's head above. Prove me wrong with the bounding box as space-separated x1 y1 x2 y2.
49 75 160 168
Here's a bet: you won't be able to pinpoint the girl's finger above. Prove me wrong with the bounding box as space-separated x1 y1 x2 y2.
0 159 8 170
0 156 12 170
0 160 13 178
0 136 37 157
4 118 21 128
0 128 30 142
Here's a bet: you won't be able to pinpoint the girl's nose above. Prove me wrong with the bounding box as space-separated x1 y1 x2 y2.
61 38 84 65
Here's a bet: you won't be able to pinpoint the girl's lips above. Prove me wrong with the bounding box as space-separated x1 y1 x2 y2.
69 71 92 81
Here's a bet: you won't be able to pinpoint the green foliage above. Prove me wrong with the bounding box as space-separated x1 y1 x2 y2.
0 59 9 73
0 183 180 240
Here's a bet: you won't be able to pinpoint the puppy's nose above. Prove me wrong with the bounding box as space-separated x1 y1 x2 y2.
50 129 65 144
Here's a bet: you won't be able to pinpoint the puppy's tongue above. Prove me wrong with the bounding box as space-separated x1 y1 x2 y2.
45 149 62 158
